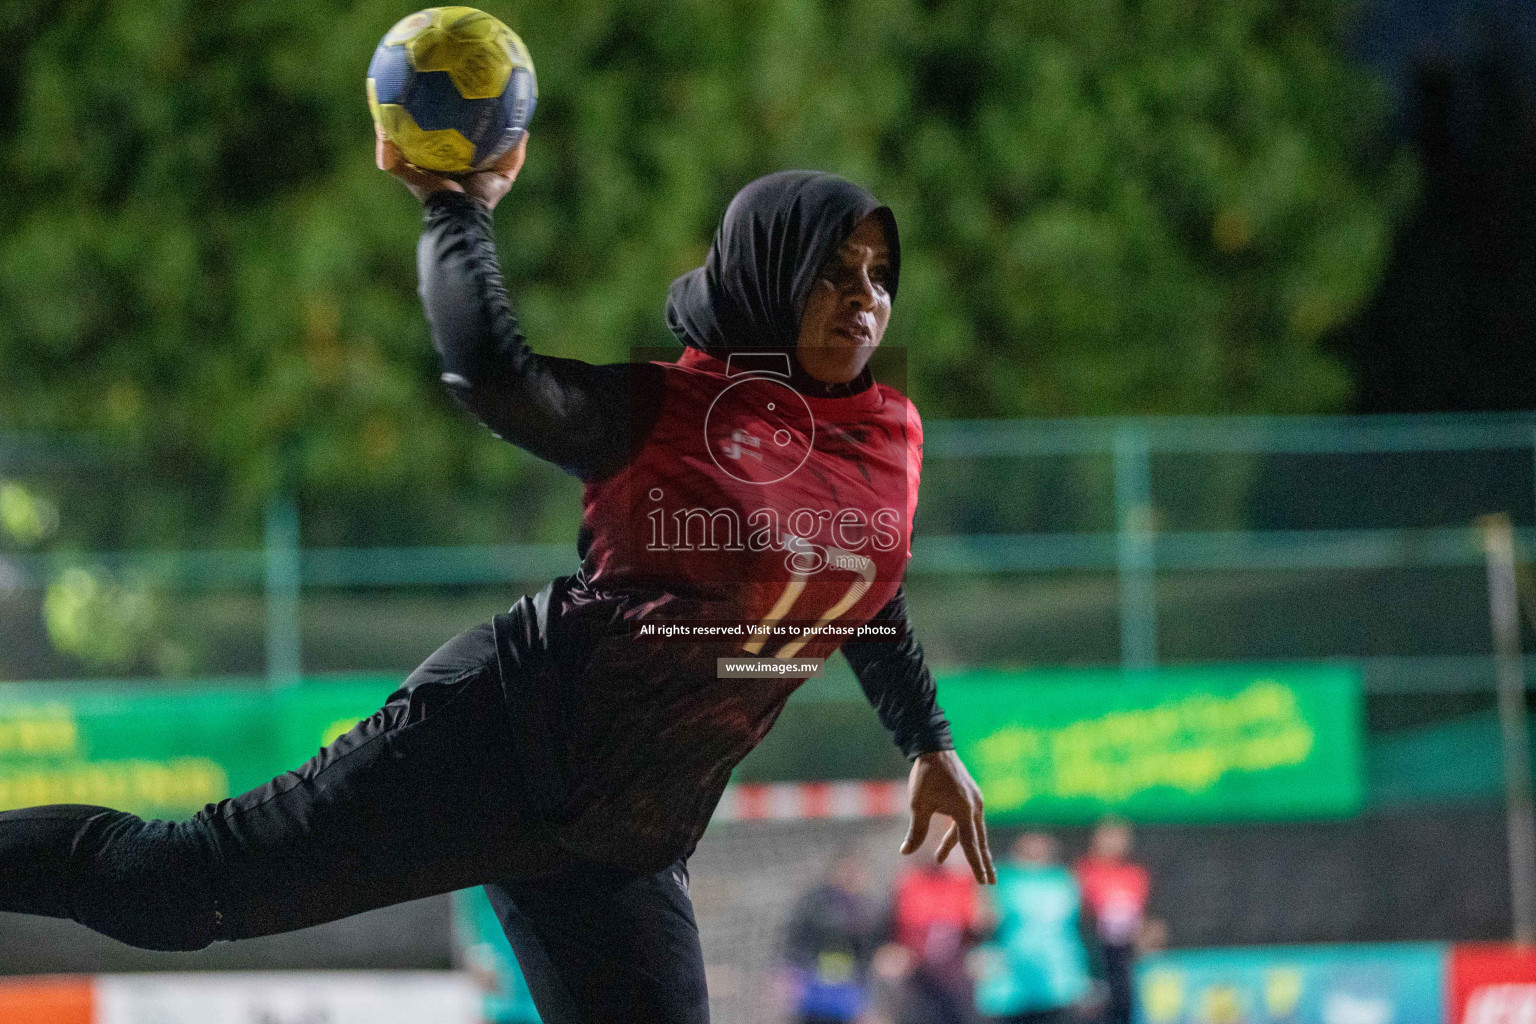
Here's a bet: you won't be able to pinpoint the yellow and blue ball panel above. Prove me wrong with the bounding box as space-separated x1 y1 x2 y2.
366 7 537 174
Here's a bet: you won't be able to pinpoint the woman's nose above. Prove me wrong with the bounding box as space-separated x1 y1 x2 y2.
844 271 877 311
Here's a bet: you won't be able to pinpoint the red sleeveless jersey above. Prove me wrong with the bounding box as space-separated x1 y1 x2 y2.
548 348 923 869
577 347 922 660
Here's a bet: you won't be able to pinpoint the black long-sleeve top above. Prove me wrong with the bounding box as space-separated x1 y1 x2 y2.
416 191 951 867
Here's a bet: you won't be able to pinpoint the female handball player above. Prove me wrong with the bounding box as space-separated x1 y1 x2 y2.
0 133 994 1023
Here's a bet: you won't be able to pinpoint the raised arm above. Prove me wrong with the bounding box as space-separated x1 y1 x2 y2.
383 133 659 479
843 585 995 885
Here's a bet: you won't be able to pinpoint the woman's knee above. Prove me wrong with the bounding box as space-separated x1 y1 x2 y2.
74 814 221 952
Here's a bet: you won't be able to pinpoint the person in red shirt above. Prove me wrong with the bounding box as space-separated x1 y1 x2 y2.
1075 818 1151 1024
886 831 986 1024
0 137 995 1023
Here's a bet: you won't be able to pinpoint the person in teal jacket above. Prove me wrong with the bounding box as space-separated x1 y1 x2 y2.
453 886 542 1024
974 832 1093 1024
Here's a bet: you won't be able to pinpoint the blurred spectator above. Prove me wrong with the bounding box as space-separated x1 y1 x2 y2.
451 887 541 1024
974 832 1093 1024
1075 819 1151 1024
782 850 883 1024
1136 917 1168 956
884 833 986 1024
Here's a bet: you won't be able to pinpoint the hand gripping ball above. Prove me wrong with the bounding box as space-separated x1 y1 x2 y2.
367 7 537 174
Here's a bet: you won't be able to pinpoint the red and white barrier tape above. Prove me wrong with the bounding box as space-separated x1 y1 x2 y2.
712 780 905 822
0 972 480 1024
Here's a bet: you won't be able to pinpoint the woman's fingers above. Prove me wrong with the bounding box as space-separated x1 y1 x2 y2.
900 807 931 855
462 134 529 210
973 809 997 884
375 128 528 209
934 816 992 885
955 817 988 885
376 132 462 201
935 821 960 863
375 130 394 171
492 132 528 176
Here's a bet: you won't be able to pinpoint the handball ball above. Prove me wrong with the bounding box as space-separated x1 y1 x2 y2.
367 7 537 175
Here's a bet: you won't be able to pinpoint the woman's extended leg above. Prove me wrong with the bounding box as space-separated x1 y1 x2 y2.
0 805 220 950
0 622 563 951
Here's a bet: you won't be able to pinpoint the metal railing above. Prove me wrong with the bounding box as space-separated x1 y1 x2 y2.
5 412 1536 687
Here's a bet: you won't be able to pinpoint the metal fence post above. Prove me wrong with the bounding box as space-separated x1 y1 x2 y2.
1113 424 1157 670
1481 513 1536 946
264 493 302 688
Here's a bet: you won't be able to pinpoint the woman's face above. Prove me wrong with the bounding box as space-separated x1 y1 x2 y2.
794 214 893 383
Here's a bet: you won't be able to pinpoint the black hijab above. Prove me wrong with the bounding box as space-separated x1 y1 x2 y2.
665 171 901 362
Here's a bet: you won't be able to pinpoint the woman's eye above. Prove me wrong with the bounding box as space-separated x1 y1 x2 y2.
820 261 890 293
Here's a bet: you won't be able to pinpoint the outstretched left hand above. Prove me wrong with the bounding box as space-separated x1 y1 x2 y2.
901 749 996 885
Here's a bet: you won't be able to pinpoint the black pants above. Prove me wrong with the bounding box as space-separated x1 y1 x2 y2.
0 622 709 1023
1101 942 1135 1024
899 962 977 1024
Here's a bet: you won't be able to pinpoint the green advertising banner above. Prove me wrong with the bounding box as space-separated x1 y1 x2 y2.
940 665 1363 822
0 664 1364 823
0 678 395 818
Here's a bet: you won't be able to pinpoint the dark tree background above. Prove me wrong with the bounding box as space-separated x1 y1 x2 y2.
1337 0 1536 412
0 0 1410 551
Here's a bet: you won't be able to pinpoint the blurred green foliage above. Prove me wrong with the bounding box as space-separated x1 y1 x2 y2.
0 481 58 545
42 566 168 670
0 0 1412 547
